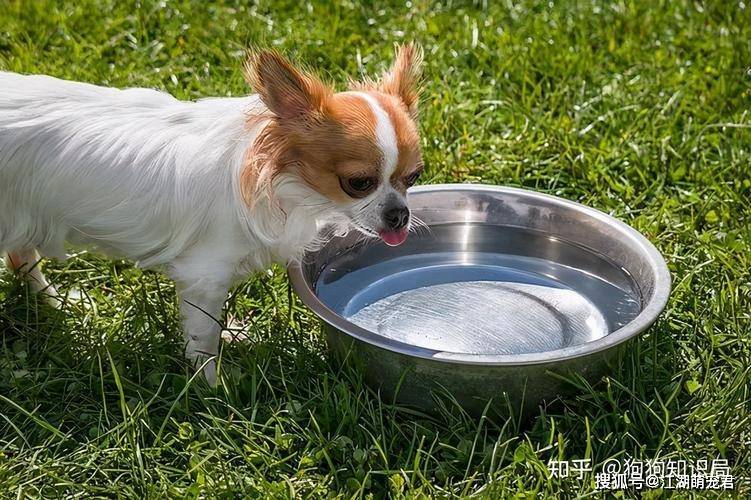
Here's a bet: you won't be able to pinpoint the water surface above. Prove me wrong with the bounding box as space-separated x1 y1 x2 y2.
315 224 642 355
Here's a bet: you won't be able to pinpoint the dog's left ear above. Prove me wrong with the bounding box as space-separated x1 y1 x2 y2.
378 42 423 118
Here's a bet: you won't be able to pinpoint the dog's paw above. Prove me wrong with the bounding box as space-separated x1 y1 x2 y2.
221 314 249 343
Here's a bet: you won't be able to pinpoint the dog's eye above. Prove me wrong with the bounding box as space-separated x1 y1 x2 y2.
340 176 378 198
404 167 423 187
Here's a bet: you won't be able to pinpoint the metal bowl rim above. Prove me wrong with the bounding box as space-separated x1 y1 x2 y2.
288 183 671 366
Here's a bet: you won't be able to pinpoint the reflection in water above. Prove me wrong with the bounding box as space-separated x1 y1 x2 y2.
348 281 608 354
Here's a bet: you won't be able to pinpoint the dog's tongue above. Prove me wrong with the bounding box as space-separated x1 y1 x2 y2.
379 228 408 247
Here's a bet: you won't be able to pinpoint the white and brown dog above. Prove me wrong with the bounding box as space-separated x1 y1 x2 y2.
0 44 424 383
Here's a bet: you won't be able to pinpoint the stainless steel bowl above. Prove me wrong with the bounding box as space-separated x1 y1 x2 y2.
288 184 671 416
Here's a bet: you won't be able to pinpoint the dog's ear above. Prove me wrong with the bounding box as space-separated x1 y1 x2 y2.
378 42 423 118
245 50 330 120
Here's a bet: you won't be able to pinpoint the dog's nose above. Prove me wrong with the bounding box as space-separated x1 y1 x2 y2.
383 206 410 230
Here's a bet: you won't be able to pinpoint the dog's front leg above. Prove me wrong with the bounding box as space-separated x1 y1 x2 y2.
175 276 232 386
5 248 61 307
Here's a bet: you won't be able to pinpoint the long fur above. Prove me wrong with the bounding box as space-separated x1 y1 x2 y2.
0 44 422 385
0 72 332 271
0 72 340 385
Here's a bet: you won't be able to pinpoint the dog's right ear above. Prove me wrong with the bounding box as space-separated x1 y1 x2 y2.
245 50 331 120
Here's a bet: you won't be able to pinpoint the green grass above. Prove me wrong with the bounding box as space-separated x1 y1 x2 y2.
1 0 750 497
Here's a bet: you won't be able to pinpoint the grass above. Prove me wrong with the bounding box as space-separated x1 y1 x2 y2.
1 0 750 497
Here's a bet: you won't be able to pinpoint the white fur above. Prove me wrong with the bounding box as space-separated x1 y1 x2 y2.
348 92 407 234
0 72 340 383
355 92 398 176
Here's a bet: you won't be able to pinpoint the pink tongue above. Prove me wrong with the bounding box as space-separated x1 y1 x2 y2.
379 228 408 247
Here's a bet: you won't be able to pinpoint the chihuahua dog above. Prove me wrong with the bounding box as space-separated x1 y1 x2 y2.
0 44 424 384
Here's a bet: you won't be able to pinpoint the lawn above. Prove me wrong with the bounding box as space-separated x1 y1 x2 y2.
1 0 750 497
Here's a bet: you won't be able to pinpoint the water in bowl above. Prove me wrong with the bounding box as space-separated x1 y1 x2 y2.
314 224 642 355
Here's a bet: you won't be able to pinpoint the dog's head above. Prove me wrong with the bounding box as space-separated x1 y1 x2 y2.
243 44 423 247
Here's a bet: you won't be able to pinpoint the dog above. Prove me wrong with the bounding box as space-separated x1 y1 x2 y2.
0 44 424 384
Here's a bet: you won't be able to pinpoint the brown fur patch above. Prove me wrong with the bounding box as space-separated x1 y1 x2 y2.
243 50 331 119
241 92 385 206
240 46 423 208
378 43 423 118
352 43 423 119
